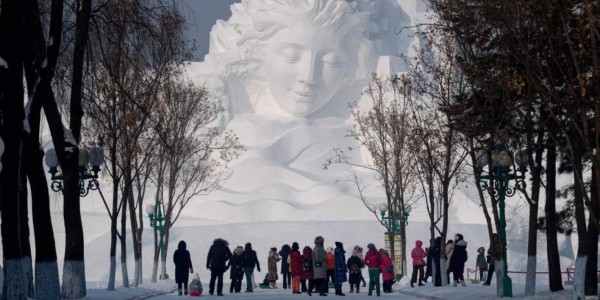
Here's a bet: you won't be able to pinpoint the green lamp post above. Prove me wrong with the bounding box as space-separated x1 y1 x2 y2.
146 195 168 279
378 202 411 280
475 142 527 298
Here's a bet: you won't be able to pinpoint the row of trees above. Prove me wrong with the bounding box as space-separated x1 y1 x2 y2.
330 0 598 299
0 0 242 298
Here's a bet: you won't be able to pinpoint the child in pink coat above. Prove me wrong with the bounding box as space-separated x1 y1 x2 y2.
379 249 395 293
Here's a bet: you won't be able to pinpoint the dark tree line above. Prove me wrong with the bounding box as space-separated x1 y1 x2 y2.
429 0 599 298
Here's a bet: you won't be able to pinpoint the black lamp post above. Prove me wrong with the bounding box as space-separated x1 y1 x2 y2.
44 146 104 197
475 140 527 298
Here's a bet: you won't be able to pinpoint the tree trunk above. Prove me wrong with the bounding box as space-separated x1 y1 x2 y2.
128 173 140 287
584 171 598 296
151 225 159 283
545 129 563 292
107 143 119 290
525 203 538 296
0 1 27 297
572 138 587 300
120 190 129 288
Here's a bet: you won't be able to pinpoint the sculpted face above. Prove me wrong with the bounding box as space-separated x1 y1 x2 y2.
263 20 355 118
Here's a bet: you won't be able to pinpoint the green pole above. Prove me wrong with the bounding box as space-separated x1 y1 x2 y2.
498 167 512 297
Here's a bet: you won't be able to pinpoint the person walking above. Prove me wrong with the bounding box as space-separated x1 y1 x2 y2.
410 240 427 288
483 233 500 286
268 247 281 288
353 245 367 288
444 239 454 285
206 238 232 296
364 243 382 296
242 242 261 293
326 246 335 293
333 241 347 296
476 246 488 282
289 242 303 294
312 236 328 296
173 240 194 296
449 233 468 287
301 246 314 295
228 246 244 293
346 250 363 293
279 244 292 289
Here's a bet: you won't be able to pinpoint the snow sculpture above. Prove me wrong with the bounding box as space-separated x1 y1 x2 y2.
185 0 415 221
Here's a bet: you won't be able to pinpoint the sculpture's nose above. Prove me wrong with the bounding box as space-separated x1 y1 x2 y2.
296 53 318 86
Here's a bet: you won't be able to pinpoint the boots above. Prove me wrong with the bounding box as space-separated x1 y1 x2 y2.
184 288 188 295
453 281 458 287
178 289 182 296
410 281 414 288
461 281 466 287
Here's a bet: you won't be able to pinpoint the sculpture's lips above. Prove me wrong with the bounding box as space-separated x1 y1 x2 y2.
292 90 317 99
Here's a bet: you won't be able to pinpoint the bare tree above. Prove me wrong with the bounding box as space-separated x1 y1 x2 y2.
150 78 244 281
406 23 468 285
325 74 417 278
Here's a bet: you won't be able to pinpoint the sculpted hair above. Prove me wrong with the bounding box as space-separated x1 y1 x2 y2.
211 0 372 78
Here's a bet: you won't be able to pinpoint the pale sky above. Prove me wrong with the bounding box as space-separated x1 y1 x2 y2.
175 0 241 61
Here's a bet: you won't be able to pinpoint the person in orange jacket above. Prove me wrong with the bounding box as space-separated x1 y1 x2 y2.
325 246 335 293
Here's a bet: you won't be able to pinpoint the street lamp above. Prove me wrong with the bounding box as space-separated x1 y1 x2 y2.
146 194 168 279
44 146 104 197
475 138 527 298
378 202 411 280
378 202 411 234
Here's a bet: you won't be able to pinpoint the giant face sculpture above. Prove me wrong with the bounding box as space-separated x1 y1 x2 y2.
263 19 354 118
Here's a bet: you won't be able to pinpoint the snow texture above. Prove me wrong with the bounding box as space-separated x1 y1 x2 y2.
0 57 7 69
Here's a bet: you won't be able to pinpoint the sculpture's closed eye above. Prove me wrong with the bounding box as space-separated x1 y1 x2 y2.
277 46 302 63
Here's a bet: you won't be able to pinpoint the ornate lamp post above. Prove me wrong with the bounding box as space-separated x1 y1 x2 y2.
146 195 168 279
378 202 411 234
378 202 411 280
475 141 527 298
44 146 104 197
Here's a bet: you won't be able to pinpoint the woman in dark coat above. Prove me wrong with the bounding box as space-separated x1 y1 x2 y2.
346 250 363 293
333 241 347 296
228 246 244 293
279 244 291 289
301 246 314 295
449 233 468 287
173 240 193 295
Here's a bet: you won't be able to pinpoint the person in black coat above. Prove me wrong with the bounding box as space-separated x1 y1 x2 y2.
228 246 245 293
206 238 232 296
173 240 193 296
279 244 291 289
449 233 468 287
242 242 261 292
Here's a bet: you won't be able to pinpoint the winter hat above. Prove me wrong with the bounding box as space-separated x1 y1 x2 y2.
416 240 423 247
314 236 324 245
193 273 200 281
235 246 243 255
292 242 299 251
326 246 333 252
245 242 252 250
454 233 464 241
367 243 376 250
271 247 277 251
335 241 343 248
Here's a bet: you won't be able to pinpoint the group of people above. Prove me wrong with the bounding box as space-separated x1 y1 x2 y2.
410 233 498 288
172 237 397 297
